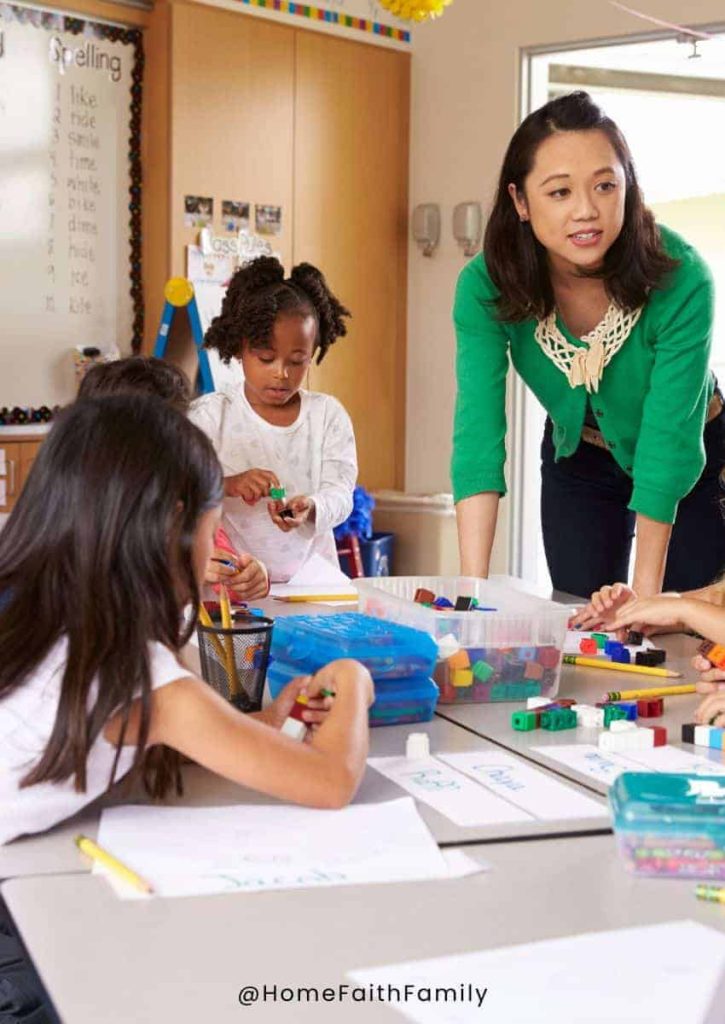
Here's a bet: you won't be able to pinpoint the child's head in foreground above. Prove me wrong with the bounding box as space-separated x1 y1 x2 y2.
78 356 192 413
0 394 222 796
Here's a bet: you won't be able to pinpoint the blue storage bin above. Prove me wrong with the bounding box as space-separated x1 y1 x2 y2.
361 532 394 577
269 613 437 681
267 660 438 728
337 533 394 578
609 772 725 880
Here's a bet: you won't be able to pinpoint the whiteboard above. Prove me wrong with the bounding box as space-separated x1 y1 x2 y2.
0 4 141 406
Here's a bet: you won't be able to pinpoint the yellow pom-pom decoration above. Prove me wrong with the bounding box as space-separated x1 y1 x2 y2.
379 0 453 22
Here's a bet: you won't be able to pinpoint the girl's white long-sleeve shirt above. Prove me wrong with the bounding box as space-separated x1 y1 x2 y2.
189 388 357 582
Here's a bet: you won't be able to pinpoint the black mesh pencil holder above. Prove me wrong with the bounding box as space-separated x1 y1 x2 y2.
197 615 274 713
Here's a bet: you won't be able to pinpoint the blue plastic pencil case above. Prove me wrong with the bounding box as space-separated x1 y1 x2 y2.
268 612 438 680
267 660 439 728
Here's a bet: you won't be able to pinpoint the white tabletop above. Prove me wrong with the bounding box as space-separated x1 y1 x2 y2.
0 716 610 881
5 832 725 1024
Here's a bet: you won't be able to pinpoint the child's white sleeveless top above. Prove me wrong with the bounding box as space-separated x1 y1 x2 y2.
0 640 188 845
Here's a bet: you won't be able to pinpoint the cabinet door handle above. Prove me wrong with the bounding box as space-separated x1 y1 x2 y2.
8 459 16 496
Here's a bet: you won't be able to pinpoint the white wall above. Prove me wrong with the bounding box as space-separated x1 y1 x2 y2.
406 0 725 573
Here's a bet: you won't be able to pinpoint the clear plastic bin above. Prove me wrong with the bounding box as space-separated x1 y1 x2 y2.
354 575 571 704
609 772 725 880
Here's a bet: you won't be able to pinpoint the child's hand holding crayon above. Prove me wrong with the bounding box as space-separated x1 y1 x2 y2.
259 674 336 733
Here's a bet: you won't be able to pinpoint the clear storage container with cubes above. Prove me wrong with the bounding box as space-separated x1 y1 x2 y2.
354 575 571 704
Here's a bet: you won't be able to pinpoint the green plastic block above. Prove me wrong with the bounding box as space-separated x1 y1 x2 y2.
603 705 627 727
523 681 541 697
489 684 508 701
541 708 577 731
511 710 539 731
591 633 608 649
269 487 286 501
472 660 494 682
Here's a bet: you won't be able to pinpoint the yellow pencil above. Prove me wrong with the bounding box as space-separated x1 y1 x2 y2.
219 585 240 697
75 835 153 894
197 603 226 663
273 593 358 603
604 684 697 701
696 884 725 904
562 655 681 679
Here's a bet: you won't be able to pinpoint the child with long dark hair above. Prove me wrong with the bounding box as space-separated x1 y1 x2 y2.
190 256 356 583
0 396 372 846
77 355 270 601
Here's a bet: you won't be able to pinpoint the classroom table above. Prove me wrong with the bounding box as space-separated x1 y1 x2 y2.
0 715 609 882
5 831 725 1024
436 632 723 795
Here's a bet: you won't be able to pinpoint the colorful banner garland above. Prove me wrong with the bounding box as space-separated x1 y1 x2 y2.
237 0 411 43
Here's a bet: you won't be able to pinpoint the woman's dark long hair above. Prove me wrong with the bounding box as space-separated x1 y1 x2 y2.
484 91 677 321
0 395 223 798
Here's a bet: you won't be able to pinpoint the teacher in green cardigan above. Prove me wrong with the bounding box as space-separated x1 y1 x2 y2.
452 91 725 599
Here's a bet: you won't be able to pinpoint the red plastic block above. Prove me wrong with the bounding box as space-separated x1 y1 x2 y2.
579 638 598 655
637 698 664 718
414 587 436 604
439 682 456 703
537 646 560 669
646 726 667 747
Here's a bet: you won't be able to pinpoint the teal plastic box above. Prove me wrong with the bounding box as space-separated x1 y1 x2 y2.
269 612 437 681
267 661 438 728
609 772 725 879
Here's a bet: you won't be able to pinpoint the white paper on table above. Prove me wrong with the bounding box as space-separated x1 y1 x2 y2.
348 920 725 1024
623 745 725 776
564 629 654 655
95 797 485 899
0 449 5 474
532 744 641 787
269 553 357 602
368 756 533 827
533 743 725 789
0 479 5 506
437 751 608 821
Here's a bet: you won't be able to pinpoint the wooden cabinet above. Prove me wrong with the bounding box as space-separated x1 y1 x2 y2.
293 32 409 491
0 436 44 514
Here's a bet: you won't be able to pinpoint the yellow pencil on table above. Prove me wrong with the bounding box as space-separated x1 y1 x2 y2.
75 835 153 894
695 884 725 904
219 585 241 697
603 684 697 701
562 655 681 679
273 593 358 603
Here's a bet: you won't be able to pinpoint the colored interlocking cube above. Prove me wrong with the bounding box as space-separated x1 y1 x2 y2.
637 698 664 718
